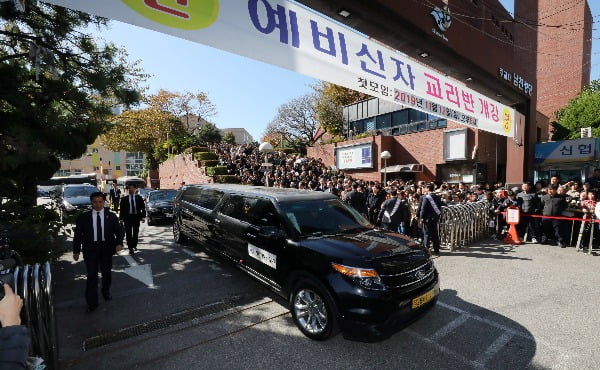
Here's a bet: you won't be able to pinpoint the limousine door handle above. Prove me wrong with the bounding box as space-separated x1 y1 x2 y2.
246 233 257 239
214 218 220 224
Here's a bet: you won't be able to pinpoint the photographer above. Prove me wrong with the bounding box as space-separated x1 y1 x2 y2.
0 283 29 369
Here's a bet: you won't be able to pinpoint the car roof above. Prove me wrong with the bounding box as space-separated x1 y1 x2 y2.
184 184 337 202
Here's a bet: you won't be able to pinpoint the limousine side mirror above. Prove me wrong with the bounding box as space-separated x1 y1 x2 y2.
258 226 288 240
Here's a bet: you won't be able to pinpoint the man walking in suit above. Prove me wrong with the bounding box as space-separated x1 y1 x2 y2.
73 192 124 313
108 181 121 212
120 183 146 255
378 189 409 233
417 183 444 256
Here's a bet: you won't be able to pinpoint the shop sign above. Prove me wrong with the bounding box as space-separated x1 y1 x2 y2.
534 138 598 164
44 0 517 138
335 142 373 170
499 67 533 96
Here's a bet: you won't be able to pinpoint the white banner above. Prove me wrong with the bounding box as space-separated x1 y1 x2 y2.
335 142 372 170
42 0 517 137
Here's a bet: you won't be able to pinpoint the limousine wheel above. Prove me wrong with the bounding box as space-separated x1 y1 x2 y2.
173 218 187 243
291 279 339 340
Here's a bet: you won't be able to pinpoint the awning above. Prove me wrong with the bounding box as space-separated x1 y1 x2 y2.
380 164 424 173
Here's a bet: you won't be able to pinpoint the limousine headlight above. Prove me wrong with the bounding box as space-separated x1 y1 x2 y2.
331 263 386 291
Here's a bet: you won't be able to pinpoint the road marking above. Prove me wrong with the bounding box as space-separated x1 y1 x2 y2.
474 331 514 366
120 252 154 287
405 329 485 370
430 313 470 341
437 301 534 339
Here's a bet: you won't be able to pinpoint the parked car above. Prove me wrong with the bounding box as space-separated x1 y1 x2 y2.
172 184 439 341
137 187 153 200
53 184 100 221
145 189 177 225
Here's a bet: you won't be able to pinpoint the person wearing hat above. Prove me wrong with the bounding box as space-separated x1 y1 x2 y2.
377 189 409 234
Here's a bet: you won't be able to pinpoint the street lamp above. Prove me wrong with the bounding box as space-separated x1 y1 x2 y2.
380 151 391 186
259 142 274 187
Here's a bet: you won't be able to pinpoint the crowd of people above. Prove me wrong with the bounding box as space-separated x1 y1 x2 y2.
207 143 600 249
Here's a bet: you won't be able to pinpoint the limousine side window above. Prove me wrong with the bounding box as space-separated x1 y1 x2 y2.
182 188 223 210
219 195 281 228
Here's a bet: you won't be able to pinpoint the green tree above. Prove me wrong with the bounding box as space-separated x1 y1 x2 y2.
195 122 222 144
0 3 144 204
222 130 236 144
102 108 181 169
552 80 600 139
313 82 370 136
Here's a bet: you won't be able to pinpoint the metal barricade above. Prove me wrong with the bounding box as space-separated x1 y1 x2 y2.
438 202 491 251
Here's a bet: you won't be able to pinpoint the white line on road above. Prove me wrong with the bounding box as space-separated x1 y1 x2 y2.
474 331 514 367
430 313 470 341
182 248 198 258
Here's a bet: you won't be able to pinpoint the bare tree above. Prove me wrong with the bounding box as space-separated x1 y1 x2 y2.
264 93 319 153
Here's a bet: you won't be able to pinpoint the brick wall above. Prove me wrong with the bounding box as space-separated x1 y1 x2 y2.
158 153 213 189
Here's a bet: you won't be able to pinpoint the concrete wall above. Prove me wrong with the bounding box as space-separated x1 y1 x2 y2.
158 153 214 189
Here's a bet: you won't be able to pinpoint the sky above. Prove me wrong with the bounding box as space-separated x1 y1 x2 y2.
97 0 599 142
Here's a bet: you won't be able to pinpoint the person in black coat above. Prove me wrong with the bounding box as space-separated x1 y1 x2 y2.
108 181 122 212
73 192 124 313
344 182 366 216
377 189 409 233
119 184 146 255
417 183 444 255
366 184 386 225
540 185 568 247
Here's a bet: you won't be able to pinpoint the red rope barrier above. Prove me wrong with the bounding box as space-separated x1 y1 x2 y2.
501 212 599 223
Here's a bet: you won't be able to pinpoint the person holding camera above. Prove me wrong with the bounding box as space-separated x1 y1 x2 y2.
0 283 29 369
73 192 124 313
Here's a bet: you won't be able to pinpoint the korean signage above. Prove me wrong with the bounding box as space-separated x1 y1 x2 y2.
335 142 372 170
499 67 533 96
44 0 517 137
534 138 598 164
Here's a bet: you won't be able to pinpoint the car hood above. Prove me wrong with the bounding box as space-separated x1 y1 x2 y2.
300 229 425 260
64 196 91 206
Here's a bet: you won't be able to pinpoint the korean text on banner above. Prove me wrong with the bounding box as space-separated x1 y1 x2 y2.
42 0 517 137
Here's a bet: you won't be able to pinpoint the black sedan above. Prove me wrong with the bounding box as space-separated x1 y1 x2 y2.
145 189 177 225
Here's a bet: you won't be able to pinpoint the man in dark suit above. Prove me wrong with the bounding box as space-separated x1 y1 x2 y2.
73 192 124 313
417 183 444 255
378 189 409 233
120 183 146 255
344 182 366 216
108 181 121 212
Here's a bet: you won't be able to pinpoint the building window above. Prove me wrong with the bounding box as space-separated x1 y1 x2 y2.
116 165 121 170
93 166 99 171
375 114 392 129
72 169 82 175
55 169 70 177
126 152 144 176
391 110 408 125
91 148 99 153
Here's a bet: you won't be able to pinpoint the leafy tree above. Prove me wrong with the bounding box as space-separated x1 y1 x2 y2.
222 130 236 144
195 122 222 144
153 133 201 163
313 82 370 136
102 108 181 169
146 89 216 133
0 3 144 204
263 93 320 153
552 80 600 139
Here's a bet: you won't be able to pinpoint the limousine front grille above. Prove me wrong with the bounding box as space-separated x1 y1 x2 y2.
379 260 435 292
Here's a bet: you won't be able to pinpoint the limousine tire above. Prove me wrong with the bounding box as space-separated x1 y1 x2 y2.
290 278 340 340
173 218 188 243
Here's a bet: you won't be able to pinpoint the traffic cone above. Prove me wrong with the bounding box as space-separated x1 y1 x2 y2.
503 223 521 245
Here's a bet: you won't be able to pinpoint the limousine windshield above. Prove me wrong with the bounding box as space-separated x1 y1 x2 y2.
279 198 371 236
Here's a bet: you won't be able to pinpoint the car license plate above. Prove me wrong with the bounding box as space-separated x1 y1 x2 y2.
411 288 436 309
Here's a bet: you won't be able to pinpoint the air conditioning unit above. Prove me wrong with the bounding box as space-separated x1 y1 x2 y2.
581 127 592 138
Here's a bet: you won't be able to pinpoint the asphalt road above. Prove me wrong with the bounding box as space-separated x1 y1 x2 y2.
52 220 600 370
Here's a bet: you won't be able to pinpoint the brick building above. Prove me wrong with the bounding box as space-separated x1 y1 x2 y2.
303 0 592 185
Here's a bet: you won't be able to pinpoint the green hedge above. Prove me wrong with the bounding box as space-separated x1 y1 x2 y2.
194 151 217 161
183 146 209 154
200 160 220 168
213 175 241 184
206 166 228 176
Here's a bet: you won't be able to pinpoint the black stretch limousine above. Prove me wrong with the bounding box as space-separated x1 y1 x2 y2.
172 184 439 341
